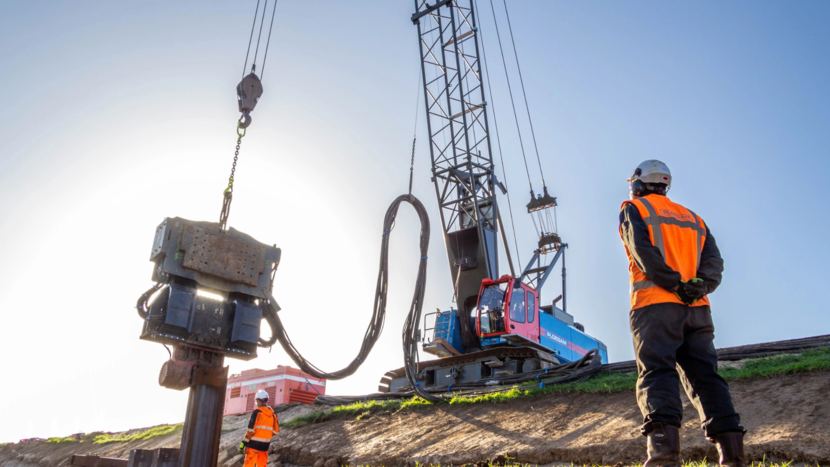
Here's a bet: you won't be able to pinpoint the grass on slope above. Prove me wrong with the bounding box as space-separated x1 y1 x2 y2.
6 424 184 448
46 436 82 444
285 347 830 429
91 424 183 445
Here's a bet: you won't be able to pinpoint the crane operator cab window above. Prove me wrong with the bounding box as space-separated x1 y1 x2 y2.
478 282 507 335
509 287 526 323
527 292 536 323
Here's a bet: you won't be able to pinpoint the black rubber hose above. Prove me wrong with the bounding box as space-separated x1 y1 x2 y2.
135 283 164 319
258 300 279 348
314 350 604 405
268 194 432 395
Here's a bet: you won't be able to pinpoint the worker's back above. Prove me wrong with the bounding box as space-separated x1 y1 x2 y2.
622 193 711 310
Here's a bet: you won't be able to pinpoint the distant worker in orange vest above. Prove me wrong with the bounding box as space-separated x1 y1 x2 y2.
619 160 745 467
238 390 279 467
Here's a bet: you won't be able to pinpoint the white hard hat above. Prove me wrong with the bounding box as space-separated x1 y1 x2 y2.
255 390 269 401
628 160 672 187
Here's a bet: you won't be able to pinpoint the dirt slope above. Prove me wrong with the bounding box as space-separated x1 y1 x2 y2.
0 404 318 467
2 371 828 467
263 370 830 466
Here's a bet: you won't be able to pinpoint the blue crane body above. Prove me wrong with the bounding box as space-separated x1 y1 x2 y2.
430 304 609 367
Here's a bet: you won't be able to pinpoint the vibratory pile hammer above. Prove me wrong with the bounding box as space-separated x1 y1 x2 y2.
137 218 281 466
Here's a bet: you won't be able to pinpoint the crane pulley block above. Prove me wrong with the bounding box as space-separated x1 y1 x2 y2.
526 187 558 212
236 72 263 128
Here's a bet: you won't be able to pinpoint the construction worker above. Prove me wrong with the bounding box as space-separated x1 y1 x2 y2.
619 160 746 467
238 390 279 467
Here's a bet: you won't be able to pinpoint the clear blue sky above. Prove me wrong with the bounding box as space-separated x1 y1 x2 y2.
0 0 828 443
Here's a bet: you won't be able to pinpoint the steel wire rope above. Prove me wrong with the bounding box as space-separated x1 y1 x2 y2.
473 0 522 267
241 0 261 79
250 0 270 72
501 0 546 187
259 0 279 80
409 68 422 195
486 0 533 194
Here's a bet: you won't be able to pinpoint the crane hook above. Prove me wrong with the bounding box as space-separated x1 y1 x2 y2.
239 112 252 130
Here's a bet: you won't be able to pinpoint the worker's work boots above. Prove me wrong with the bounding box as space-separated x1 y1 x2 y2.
644 423 681 467
708 431 747 467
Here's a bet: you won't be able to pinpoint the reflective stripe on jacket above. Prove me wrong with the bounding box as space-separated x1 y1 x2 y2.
620 194 710 310
245 406 279 452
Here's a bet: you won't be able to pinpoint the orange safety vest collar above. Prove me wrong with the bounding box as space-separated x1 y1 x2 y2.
620 195 710 310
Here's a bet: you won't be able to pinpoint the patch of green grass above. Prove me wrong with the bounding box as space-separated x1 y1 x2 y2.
281 410 338 428
719 347 830 380
91 424 183 445
285 348 830 428
46 437 82 444
445 371 640 408
398 396 433 410
282 400 408 428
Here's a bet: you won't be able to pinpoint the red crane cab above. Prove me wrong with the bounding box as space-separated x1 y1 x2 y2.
474 274 540 345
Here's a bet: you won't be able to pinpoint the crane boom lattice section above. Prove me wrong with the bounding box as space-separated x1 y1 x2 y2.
414 0 498 278
414 0 500 351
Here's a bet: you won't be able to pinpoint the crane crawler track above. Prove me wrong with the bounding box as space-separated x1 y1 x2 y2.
379 347 544 393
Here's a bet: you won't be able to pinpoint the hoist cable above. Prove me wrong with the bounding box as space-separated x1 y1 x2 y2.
250 0 270 72
502 0 546 187
487 0 533 193
224 1 278 230
241 0 261 79
409 69 421 196
474 0 522 267
259 0 279 80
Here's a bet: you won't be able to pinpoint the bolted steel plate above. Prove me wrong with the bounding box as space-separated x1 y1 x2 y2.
181 225 266 287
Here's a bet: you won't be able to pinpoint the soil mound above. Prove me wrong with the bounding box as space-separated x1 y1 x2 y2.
1 371 827 466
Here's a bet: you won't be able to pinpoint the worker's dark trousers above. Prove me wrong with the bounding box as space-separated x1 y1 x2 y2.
630 302 743 437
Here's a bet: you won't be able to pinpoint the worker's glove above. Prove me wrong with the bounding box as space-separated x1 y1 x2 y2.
674 281 697 305
238 441 247 455
675 279 705 305
684 278 706 302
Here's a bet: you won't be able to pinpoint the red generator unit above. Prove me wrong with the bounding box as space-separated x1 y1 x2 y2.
223 365 326 415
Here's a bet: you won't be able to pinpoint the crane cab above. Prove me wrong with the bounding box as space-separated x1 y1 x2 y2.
475 275 539 345
473 274 609 364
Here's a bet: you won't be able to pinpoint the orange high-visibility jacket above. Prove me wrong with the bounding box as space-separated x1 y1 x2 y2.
245 406 279 452
620 194 710 310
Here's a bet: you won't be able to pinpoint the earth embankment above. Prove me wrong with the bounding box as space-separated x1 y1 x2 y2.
1 371 828 467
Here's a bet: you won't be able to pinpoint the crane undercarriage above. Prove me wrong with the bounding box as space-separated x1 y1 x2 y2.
380 346 558 393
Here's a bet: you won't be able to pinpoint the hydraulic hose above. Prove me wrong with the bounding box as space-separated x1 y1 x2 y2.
258 297 280 348
267 193 601 404
135 283 164 319
314 349 603 405
266 194 435 402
